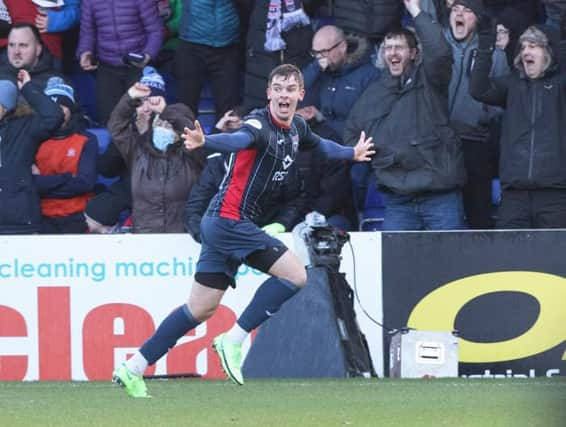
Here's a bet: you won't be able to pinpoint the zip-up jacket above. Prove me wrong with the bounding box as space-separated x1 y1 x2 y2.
469 28 566 190
443 28 509 142
0 83 63 234
344 12 465 195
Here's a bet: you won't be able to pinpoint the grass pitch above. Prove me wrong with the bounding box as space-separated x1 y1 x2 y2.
0 378 564 427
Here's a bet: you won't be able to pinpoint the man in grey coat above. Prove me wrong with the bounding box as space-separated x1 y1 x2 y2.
344 0 466 230
444 0 509 229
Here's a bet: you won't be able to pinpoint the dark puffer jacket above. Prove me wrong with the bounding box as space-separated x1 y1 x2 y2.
318 0 403 41
77 0 163 66
108 93 206 233
0 83 63 234
344 12 465 196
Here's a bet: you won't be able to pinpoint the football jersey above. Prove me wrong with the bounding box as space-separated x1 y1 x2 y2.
206 108 321 221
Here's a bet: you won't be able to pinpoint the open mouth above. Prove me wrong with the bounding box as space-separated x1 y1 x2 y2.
454 18 465 32
389 57 401 68
278 102 290 110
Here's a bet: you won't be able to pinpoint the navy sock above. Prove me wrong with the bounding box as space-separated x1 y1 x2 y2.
140 305 201 365
237 277 300 332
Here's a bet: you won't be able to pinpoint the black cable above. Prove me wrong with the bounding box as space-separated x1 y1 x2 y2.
347 238 397 334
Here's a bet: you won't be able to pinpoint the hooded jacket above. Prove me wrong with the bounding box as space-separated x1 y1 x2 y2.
0 47 62 90
0 83 63 234
344 12 465 195
302 34 379 138
108 93 206 233
470 25 566 190
443 27 509 141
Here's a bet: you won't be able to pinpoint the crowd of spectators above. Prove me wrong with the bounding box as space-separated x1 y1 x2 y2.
0 0 564 235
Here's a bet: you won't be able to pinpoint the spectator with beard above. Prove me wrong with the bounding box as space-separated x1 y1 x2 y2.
0 23 62 89
344 0 466 231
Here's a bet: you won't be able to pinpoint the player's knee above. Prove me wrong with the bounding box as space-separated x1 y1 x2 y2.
286 268 307 288
187 299 218 321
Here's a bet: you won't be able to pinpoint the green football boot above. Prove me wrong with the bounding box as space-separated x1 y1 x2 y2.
112 363 150 398
213 333 244 385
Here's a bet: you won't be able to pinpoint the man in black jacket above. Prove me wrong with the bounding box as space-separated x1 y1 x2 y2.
470 20 566 228
0 23 63 89
0 69 63 234
344 0 466 230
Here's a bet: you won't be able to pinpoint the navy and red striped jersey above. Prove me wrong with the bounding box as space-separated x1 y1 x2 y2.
206 108 321 222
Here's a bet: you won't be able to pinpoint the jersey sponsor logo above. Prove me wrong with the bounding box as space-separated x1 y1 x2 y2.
272 155 294 181
282 155 293 170
245 119 262 129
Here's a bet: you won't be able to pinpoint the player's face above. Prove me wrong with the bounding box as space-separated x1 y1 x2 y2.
267 75 305 126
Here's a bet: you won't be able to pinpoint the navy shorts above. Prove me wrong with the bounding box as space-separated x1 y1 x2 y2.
196 215 288 281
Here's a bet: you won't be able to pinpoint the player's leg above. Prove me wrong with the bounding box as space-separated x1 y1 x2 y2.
215 247 307 385
114 243 231 397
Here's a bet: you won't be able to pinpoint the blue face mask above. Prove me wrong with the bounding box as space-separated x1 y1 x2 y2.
152 126 176 151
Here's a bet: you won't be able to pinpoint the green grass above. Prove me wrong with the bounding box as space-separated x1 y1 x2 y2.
0 378 564 427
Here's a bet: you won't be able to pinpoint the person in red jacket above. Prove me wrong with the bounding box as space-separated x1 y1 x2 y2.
33 77 98 233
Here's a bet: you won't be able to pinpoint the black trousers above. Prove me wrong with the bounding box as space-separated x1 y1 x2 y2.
96 63 142 125
174 40 241 121
40 212 88 234
496 188 566 229
462 140 496 229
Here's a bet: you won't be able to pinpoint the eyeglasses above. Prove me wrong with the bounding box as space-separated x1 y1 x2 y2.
310 39 344 58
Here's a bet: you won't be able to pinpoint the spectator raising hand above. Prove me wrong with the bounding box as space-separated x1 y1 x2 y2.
107 66 206 234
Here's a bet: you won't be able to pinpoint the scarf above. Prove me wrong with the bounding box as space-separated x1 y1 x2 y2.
264 0 310 52
0 0 11 23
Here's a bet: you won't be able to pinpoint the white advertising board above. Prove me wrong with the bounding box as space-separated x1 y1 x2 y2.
0 232 383 380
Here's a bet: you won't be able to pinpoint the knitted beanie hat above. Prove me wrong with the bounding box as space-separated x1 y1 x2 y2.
140 66 166 98
0 79 18 112
452 0 484 18
45 77 75 110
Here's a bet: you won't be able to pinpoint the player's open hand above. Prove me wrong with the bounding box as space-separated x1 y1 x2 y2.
352 131 375 162
182 120 205 150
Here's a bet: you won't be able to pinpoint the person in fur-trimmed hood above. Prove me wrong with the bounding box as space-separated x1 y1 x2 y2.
470 19 566 228
301 25 380 139
301 25 380 219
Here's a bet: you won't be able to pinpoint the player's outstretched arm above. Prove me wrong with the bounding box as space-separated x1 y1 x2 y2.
352 131 375 162
182 120 205 150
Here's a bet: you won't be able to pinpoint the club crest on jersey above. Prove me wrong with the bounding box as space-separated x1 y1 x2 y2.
291 134 299 151
245 119 262 129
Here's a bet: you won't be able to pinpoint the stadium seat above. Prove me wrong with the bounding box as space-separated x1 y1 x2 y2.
87 127 119 189
67 71 98 123
359 180 386 231
491 177 502 222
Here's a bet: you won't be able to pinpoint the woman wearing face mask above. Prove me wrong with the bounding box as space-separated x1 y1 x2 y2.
107 66 206 233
